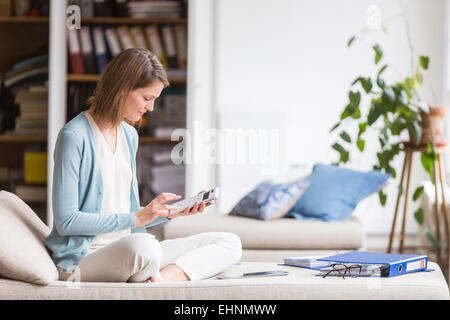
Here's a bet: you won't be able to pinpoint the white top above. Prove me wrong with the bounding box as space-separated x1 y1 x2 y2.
85 112 132 253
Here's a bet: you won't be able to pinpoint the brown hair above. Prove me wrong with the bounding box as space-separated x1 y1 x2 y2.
87 48 170 128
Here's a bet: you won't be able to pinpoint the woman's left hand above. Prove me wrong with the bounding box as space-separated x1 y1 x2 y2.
168 190 215 220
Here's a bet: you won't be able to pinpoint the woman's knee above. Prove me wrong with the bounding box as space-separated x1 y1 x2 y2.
124 233 162 263
213 232 243 263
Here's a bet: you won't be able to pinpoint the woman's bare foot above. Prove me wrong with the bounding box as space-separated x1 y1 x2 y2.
142 264 190 283
160 263 190 282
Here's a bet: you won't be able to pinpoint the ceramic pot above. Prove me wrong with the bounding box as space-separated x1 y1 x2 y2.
420 106 447 147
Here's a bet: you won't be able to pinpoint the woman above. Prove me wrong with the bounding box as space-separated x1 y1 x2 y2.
45 48 242 283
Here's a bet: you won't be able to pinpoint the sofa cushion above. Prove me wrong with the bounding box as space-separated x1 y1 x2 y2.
229 178 310 220
0 261 447 300
0 191 58 285
162 214 365 250
286 164 390 221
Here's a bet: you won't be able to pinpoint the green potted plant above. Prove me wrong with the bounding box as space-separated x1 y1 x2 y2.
330 23 447 250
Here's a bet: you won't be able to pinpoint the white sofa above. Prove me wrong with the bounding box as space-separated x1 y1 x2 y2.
151 213 365 262
1 190 448 300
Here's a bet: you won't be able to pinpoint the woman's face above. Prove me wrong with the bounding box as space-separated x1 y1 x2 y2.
123 81 165 122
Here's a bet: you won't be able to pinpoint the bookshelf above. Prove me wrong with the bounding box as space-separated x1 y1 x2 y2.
67 73 187 84
0 0 190 226
0 0 50 224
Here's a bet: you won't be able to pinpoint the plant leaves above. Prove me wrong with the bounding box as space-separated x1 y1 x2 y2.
357 139 365 152
419 55 429 70
414 207 424 225
373 44 383 64
390 117 406 136
332 143 349 163
349 91 361 108
367 103 384 125
378 190 387 206
415 71 424 84
376 76 385 89
347 36 356 47
413 186 424 201
340 131 352 143
358 122 367 137
377 64 388 76
409 121 422 146
330 122 341 132
423 227 447 249
421 150 435 182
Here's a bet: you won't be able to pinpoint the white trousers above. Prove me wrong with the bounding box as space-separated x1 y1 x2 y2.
59 232 242 282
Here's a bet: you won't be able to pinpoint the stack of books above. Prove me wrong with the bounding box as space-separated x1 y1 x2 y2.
136 144 185 205
145 87 186 137
127 0 183 18
14 84 48 134
4 55 48 89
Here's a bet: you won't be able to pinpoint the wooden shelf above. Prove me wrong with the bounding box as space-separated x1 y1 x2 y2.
81 17 187 24
139 136 181 144
67 74 101 82
0 133 47 143
0 16 49 23
67 73 187 84
0 16 187 24
0 133 180 144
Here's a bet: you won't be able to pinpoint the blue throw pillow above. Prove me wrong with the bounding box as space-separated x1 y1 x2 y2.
229 178 310 220
285 164 390 222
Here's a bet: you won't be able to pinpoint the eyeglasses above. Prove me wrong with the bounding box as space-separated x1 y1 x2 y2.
322 263 362 279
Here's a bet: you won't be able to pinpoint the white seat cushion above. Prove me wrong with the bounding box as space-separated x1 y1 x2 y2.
162 214 365 250
0 262 447 300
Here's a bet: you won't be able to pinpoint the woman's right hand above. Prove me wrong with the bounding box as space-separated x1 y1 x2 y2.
134 193 181 227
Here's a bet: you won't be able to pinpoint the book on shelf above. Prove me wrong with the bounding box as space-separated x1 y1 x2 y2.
153 126 179 138
93 0 114 16
174 24 187 69
15 87 48 106
66 24 187 75
165 68 187 78
117 25 136 49
144 25 169 69
161 24 178 68
4 67 49 88
0 0 11 17
127 0 183 18
113 0 128 17
14 119 47 134
68 28 86 74
14 86 48 123
80 26 97 74
130 25 149 50
150 163 185 196
24 151 47 184
0 167 9 191
14 184 47 203
104 26 123 58
67 82 96 120
92 25 110 73
80 0 95 18
12 55 48 72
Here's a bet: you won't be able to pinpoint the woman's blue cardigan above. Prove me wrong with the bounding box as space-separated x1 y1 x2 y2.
45 111 167 271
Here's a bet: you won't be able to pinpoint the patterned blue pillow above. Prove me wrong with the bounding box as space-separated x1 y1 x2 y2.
229 178 310 220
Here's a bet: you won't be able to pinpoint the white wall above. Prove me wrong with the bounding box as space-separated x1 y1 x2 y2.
211 0 447 236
